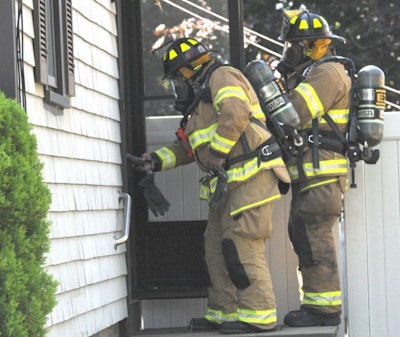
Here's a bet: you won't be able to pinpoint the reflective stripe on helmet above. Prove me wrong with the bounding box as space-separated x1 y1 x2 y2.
280 10 345 43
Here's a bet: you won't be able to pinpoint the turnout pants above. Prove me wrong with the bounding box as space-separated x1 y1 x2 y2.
288 180 343 315
204 192 277 329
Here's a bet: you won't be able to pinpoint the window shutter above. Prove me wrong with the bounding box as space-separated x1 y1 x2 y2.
63 0 75 96
33 0 48 84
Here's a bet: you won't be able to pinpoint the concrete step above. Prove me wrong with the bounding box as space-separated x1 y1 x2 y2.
133 325 338 337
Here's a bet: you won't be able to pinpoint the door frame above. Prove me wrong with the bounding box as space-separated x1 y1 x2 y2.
116 0 245 333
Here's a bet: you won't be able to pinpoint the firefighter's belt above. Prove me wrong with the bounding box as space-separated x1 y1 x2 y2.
306 131 345 155
225 137 282 168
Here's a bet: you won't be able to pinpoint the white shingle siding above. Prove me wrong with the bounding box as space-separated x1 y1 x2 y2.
15 0 400 335
19 0 128 336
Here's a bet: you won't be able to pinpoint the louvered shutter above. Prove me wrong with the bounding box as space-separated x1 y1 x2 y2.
63 0 75 96
33 0 48 84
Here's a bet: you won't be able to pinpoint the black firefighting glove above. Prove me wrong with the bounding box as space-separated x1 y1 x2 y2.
278 180 290 195
127 153 155 172
209 167 228 210
139 172 170 217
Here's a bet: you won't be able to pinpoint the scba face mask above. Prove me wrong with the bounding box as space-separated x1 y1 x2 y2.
170 78 194 114
277 41 309 75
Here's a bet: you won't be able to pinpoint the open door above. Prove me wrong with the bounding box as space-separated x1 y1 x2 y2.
135 0 233 298
119 0 234 301
116 1 283 333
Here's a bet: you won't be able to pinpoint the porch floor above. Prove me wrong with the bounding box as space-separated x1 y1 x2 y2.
132 325 337 337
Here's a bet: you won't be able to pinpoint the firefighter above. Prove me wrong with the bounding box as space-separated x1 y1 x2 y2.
276 10 351 326
131 37 290 334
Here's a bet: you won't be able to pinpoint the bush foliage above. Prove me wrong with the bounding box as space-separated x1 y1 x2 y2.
0 92 57 337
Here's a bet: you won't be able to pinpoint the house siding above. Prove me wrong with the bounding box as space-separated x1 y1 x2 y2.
344 111 400 337
18 0 128 336
10 0 400 335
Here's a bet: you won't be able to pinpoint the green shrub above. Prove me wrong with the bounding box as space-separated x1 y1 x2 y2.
0 92 57 337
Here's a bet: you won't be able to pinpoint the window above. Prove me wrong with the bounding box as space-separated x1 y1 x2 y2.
140 0 230 117
33 0 75 111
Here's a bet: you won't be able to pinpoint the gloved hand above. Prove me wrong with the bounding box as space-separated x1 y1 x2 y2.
209 167 228 210
278 180 290 195
139 172 170 217
127 152 154 172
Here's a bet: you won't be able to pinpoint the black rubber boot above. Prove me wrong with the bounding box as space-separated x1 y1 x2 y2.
284 309 341 327
189 317 220 331
220 321 276 334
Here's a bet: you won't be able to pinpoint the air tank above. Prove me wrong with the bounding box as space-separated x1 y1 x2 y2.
243 60 300 127
356 65 385 147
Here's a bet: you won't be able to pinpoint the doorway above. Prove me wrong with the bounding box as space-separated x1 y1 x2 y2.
119 0 235 301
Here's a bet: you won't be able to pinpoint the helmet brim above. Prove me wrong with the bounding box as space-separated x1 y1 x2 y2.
161 51 209 80
280 32 346 44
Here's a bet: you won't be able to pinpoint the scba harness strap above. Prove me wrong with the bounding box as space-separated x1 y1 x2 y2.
179 62 283 166
294 56 356 179
179 61 223 129
225 133 283 169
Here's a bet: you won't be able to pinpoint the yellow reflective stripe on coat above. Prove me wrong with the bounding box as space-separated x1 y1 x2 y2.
251 104 265 120
302 291 342 306
202 155 286 197
228 157 284 183
154 147 176 170
213 86 249 112
205 308 238 324
299 108 349 129
210 132 236 155
237 307 277 325
200 184 211 201
300 178 339 192
295 82 323 119
288 158 348 180
188 122 218 150
200 157 286 214
327 109 350 124
231 194 281 217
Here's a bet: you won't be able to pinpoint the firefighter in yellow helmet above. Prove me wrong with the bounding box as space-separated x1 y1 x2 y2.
276 10 350 327
131 37 290 333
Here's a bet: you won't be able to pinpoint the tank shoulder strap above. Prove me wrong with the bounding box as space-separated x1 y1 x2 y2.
303 56 356 79
194 61 224 103
304 56 357 147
